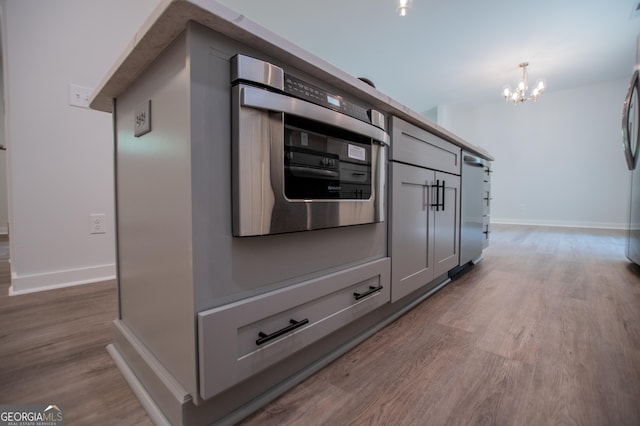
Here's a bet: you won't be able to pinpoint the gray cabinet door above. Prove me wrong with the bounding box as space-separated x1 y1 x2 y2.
390 162 435 302
433 171 460 277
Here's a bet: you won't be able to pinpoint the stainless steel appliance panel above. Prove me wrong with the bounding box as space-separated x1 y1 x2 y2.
623 37 640 265
232 55 389 237
460 153 486 265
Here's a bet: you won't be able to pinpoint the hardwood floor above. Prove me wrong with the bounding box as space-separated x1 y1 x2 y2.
241 225 640 425
1 226 639 425
0 236 152 425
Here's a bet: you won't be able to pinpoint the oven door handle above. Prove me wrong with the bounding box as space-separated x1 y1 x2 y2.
240 85 390 145
287 165 340 179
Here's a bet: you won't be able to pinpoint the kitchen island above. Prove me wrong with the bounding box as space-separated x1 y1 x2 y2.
91 1 493 424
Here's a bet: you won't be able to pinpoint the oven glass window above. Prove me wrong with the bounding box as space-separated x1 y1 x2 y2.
283 116 372 200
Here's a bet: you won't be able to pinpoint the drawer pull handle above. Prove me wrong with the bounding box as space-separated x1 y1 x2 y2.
256 318 309 346
353 285 383 301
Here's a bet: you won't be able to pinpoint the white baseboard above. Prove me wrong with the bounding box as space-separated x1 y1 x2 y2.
9 263 116 295
491 218 627 230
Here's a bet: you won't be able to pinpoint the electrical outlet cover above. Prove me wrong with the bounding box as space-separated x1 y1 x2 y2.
89 214 106 234
135 99 151 137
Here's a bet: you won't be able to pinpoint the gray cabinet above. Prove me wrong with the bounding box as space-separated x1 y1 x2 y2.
389 117 461 302
390 163 460 302
483 164 492 248
391 118 461 175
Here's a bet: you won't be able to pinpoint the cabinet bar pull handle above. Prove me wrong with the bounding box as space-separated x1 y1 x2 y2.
353 285 383 301
256 318 309 346
431 180 445 211
431 179 440 211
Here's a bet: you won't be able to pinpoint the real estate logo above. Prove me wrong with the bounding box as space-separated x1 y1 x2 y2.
0 404 63 426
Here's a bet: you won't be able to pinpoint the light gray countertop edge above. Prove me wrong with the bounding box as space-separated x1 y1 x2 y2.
89 0 494 161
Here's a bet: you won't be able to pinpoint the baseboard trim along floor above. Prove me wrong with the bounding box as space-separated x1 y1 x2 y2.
9 263 116 295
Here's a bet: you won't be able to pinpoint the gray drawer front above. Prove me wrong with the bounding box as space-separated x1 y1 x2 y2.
391 116 461 175
198 257 391 400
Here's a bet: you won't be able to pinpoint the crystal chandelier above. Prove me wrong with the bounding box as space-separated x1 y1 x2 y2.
502 62 545 104
397 0 412 16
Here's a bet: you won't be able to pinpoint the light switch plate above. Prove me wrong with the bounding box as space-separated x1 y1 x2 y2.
134 100 151 137
69 84 93 108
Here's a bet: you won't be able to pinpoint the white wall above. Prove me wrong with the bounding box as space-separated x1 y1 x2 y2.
1 0 160 294
443 78 631 229
0 35 7 235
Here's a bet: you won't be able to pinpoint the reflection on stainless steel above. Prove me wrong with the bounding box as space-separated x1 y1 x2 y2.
232 54 284 91
240 86 390 145
623 59 640 264
369 109 386 131
460 153 486 266
622 70 639 170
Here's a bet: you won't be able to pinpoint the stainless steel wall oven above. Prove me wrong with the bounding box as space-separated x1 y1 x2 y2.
231 54 390 236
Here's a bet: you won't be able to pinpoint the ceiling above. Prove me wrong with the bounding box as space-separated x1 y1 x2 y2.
217 0 640 114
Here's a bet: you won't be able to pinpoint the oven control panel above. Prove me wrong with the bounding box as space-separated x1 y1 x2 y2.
232 54 385 130
284 74 371 124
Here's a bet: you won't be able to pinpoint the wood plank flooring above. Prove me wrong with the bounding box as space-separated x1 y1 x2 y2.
0 225 639 425
241 225 640 425
0 236 152 425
